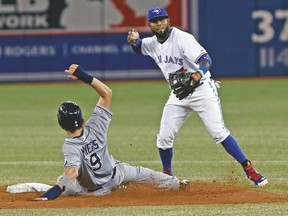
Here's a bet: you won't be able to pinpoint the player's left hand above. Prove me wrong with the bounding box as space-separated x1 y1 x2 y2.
169 68 202 100
191 70 203 82
32 197 48 201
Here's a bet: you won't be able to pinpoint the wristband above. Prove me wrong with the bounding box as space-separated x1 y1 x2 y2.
199 65 208 74
134 38 142 46
41 185 63 200
73 65 94 84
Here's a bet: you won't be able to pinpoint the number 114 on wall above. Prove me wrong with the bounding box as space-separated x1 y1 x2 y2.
252 9 288 69
259 47 288 68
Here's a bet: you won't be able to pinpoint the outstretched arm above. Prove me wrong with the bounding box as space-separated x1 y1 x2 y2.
34 167 78 201
65 64 112 109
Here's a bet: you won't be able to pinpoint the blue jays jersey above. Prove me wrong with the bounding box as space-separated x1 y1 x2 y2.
141 27 211 81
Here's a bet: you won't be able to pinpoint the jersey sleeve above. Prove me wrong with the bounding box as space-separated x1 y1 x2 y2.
85 105 112 133
179 32 207 64
62 144 80 169
140 36 157 57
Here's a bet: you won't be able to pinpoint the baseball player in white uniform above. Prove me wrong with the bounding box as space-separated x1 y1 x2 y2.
127 6 267 186
34 64 189 201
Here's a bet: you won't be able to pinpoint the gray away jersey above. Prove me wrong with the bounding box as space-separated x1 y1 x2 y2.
61 105 115 189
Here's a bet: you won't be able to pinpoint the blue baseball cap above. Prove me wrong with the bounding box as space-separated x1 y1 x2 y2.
147 6 169 22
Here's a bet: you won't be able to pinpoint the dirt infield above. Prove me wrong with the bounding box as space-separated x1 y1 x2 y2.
1 182 288 209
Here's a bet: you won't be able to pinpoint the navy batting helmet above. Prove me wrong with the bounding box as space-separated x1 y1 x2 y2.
57 101 84 131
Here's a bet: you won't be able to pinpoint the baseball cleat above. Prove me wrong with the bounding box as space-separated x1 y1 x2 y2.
244 164 268 187
163 168 173 176
179 179 190 189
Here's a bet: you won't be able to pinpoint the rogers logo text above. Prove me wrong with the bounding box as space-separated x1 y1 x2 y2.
0 0 66 30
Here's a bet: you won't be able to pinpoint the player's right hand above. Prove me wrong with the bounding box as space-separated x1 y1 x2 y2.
65 64 79 80
127 29 139 44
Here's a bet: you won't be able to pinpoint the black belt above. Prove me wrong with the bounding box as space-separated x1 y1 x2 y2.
111 166 117 179
88 167 116 192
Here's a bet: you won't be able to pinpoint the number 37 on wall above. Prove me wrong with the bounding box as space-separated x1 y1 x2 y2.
252 10 288 43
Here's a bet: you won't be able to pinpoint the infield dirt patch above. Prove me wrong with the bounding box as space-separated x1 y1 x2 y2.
1 182 288 209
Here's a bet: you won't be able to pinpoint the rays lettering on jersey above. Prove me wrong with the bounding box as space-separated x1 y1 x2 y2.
155 55 183 65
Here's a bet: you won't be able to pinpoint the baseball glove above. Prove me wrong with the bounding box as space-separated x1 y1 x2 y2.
169 67 202 100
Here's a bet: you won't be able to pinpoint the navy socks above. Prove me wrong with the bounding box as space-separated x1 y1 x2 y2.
221 135 247 165
159 135 248 176
159 148 173 175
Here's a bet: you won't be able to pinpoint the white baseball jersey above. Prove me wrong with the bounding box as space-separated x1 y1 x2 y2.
137 27 230 148
141 27 211 81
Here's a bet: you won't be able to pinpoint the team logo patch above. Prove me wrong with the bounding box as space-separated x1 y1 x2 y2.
152 8 162 15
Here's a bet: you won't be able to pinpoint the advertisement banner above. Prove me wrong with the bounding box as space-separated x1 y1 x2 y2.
0 0 189 82
0 0 287 82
